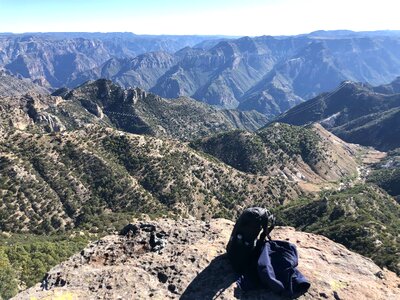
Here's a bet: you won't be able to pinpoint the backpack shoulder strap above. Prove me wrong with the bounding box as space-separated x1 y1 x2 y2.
260 213 276 241
265 214 276 240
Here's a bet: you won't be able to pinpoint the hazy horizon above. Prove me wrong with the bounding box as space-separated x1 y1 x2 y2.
0 0 399 36
1 29 400 38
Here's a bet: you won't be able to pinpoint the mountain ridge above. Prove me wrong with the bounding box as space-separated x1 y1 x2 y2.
61 79 269 140
190 123 361 191
273 79 400 150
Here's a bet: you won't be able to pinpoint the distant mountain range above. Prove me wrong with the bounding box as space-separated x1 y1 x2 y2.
274 78 400 150
2 31 400 117
0 33 225 88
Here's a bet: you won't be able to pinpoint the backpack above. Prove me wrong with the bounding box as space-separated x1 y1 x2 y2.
226 207 275 273
236 240 311 296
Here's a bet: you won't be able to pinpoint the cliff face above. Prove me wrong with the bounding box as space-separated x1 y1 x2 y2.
14 218 400 300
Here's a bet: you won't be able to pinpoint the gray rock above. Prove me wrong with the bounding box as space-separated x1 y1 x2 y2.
13 219 400 300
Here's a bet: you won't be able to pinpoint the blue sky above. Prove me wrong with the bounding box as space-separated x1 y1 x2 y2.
0 0 399 35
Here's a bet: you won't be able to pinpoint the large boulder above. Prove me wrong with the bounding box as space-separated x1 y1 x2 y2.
13 218 399 299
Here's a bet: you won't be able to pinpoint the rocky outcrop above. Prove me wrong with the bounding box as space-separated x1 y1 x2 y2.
0 94 79 133
0 73 48 97
80 99 104 118
14 218 400 300
63 79 269 140
36 113 66 132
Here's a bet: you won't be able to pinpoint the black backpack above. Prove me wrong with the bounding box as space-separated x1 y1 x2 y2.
226 207 275 273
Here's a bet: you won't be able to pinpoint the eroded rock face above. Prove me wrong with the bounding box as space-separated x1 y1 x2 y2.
0 94 67 133
62 79 269 140
14 218 400 300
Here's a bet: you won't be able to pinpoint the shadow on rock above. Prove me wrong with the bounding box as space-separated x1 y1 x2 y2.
180 254 237 299
181 254 300 300
234 287 304 300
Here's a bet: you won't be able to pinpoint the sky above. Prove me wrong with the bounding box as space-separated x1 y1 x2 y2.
0 0 399 36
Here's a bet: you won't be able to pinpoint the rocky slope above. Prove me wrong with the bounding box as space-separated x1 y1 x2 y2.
13 218 400 300
274 80 400 150
61 79 268 140
275 184 400 275
368 148 400 200
0 125 301 234
373 76 400 94
191 123 362 192
0 72 48 97
0 91 108 133
333 107 400 151
1 119 380 235
0 76 268 140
